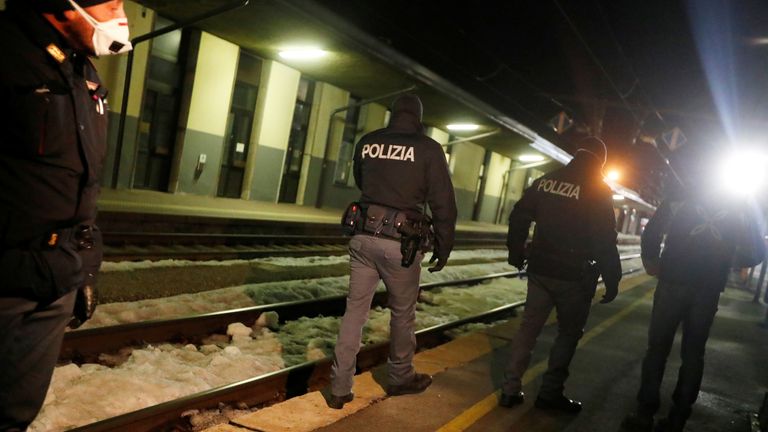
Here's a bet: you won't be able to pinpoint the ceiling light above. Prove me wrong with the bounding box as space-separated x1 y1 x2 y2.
519 154 545 162
446 123 479 131
278 48 328 60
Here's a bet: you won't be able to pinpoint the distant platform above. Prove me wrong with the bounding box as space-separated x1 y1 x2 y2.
98 188 507 234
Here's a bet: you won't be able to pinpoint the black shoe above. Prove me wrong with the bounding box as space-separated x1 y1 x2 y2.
327 392 354 409
499 391 525 408
534 394 582 414
655 416 686 432
621 412 654 432
387 373 432 396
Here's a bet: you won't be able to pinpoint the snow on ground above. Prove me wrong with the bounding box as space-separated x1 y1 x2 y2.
30 250 644 431
99 248 511 272
85 246 639 328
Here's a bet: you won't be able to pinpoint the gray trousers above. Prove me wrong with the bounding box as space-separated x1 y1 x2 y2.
331 234 422 396
636 279 721 419
0 290 76 431
502 272 592 398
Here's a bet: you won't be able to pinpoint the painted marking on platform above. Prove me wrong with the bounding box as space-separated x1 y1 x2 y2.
435 286 655 432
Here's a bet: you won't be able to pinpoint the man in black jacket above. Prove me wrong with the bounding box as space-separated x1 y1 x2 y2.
328 94 457 409
0 1 130 429
622 147 766 432
499 136 622 413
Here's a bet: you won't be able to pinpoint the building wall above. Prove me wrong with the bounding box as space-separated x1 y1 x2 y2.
449 141 486 220
169 32 238 196
92 1 154 188
242 60 301 202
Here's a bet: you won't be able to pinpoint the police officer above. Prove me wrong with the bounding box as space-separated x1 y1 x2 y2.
499 136 622 413
622 146 766 432
0 1 130 429
328 94 457 409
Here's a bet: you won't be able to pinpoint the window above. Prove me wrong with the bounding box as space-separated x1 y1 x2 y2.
133 16 187 191
219 52 261 198
278 78 315 203
333 96 362 186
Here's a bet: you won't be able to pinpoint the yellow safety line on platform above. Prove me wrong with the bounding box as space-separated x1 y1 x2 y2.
435 285 655 432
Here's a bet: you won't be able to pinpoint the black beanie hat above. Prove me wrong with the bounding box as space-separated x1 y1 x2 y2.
576 136 607 165
25 0 114 12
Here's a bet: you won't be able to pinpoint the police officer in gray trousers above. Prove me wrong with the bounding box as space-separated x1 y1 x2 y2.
0 0 131 430
499 136 622 413
328 94 457 409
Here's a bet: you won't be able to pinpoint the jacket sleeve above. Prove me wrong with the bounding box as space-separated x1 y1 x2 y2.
353 139 364 190
507 182 537 262
590 191 622 291
733 200 767 267
426 144 457 260
641 199 672 261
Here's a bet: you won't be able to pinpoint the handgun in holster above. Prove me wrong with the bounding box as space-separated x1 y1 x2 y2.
397 216 433 268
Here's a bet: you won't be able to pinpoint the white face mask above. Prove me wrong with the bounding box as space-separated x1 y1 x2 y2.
68 0 132 56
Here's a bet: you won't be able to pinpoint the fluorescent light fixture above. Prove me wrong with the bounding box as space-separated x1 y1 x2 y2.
529 136 573 165
278 48 328 60
613 194 625 200
446 123 480 131
519 154 545 162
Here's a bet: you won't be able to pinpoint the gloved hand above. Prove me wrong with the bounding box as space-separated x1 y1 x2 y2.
642 257 660 277
69 284 97 329
428 254 447 273
599 285 618 304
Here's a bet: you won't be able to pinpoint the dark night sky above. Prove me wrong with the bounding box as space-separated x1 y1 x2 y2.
320 0 768 201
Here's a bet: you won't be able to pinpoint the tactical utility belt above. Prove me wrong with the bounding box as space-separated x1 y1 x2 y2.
341 202 434 267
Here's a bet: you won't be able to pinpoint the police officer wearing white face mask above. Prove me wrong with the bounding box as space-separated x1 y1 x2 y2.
0 0 130 429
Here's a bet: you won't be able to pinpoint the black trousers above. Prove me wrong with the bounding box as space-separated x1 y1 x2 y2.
636 279 721 418
0 291 76 431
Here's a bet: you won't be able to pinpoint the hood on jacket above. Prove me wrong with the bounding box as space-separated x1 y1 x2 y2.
388 94 424 133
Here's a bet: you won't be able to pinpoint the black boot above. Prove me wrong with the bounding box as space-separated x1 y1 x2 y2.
621 411 655 432
387 373 432 396
499 391 525 408
327 392 354 409
534 394 582 414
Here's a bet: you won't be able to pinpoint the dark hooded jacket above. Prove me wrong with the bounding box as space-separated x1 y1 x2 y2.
507 151 622 290
642 187 765 292
353 94 457 260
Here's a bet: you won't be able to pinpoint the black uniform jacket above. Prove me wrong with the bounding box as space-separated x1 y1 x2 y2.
507 152 622 289
642 188 766 292
0 5 107 247
353 99 457 260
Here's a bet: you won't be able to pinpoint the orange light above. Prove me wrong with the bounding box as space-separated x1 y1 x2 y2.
605 169 621 182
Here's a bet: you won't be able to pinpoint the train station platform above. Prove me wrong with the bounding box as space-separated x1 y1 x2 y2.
97 188 507 234
203 274 768 432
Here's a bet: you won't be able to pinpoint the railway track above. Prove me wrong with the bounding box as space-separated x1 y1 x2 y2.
98 211 507 261
64 254 642 431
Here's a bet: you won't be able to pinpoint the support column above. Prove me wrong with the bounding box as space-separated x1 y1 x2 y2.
242 60 301 202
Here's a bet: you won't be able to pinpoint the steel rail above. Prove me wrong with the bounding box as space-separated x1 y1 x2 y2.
62 254 641 360
69 263 643 432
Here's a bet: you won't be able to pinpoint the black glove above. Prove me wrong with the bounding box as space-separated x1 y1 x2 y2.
428 254 447 273
599 285 618 304
69 284 97 329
